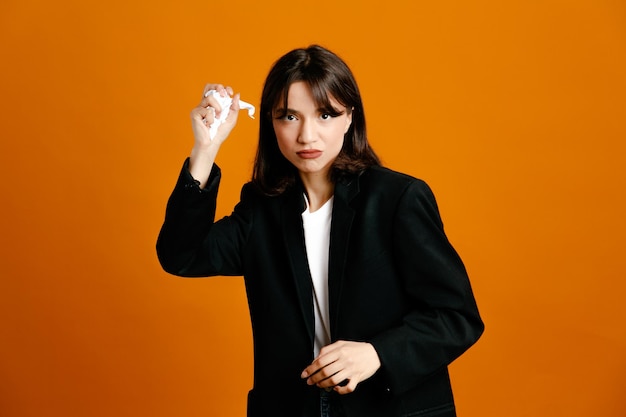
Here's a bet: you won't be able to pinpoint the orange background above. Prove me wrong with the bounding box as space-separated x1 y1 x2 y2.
1 1 625 416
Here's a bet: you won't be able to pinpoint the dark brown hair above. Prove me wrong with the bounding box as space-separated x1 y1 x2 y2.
252 45 380 195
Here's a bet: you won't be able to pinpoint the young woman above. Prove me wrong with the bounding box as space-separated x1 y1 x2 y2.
157 45 483 417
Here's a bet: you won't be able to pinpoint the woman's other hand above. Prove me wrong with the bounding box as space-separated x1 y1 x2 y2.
301 341 382 395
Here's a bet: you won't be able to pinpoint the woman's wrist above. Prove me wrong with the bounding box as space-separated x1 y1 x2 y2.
189 144 219 188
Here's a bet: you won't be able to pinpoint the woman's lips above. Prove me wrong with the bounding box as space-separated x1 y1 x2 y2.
296 150 322 159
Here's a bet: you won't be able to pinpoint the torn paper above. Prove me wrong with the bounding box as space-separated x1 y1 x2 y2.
204 89 256 140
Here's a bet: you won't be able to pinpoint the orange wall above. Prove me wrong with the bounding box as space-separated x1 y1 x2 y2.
1 1 625 416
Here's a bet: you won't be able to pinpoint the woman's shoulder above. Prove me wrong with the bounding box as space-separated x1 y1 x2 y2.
357 166 441 217
238 180 294 207
359 165 431 192
239 181 275 206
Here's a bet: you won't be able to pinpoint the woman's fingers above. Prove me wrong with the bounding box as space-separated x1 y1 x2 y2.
301 341 381 394
201 85 227 115
221 93 240 125
202 83 226 99
191 84 242 144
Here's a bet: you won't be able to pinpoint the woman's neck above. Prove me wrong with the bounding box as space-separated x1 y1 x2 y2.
300 173 334 213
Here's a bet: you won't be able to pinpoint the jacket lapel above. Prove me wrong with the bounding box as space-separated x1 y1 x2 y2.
281 188 315 347
328 175 359 338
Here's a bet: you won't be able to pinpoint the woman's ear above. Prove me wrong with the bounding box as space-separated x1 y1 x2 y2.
345 107 354 133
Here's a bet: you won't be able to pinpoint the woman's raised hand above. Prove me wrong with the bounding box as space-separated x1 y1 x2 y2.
188 83 241 188
190 84 241 148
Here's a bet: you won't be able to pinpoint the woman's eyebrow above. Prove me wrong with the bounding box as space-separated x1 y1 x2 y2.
319 105 345 115
273 107 300 117
274 106 345 115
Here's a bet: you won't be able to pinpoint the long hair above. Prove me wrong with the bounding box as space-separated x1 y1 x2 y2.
252 45 380 195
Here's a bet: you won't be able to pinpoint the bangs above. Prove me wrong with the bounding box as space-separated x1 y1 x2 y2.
271 73 349 117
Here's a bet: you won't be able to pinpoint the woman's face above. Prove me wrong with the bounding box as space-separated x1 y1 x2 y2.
272 81 352 181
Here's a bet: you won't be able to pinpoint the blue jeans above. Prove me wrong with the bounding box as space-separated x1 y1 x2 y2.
320 389 346 417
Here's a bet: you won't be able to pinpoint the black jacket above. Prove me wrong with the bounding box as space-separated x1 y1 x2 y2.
157 160 484 417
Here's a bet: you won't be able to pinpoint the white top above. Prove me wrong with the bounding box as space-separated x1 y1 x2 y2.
301 195 333 357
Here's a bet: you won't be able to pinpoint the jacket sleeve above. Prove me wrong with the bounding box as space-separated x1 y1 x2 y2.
156 159 253 277
369 179 484 395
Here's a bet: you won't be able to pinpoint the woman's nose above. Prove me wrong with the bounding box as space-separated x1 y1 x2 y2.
297 119 315 143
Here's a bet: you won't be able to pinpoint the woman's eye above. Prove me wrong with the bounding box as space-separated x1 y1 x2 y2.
286 114 297 121
321 113 332 120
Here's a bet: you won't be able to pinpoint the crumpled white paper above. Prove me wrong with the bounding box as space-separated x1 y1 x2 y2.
204 89 255 140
